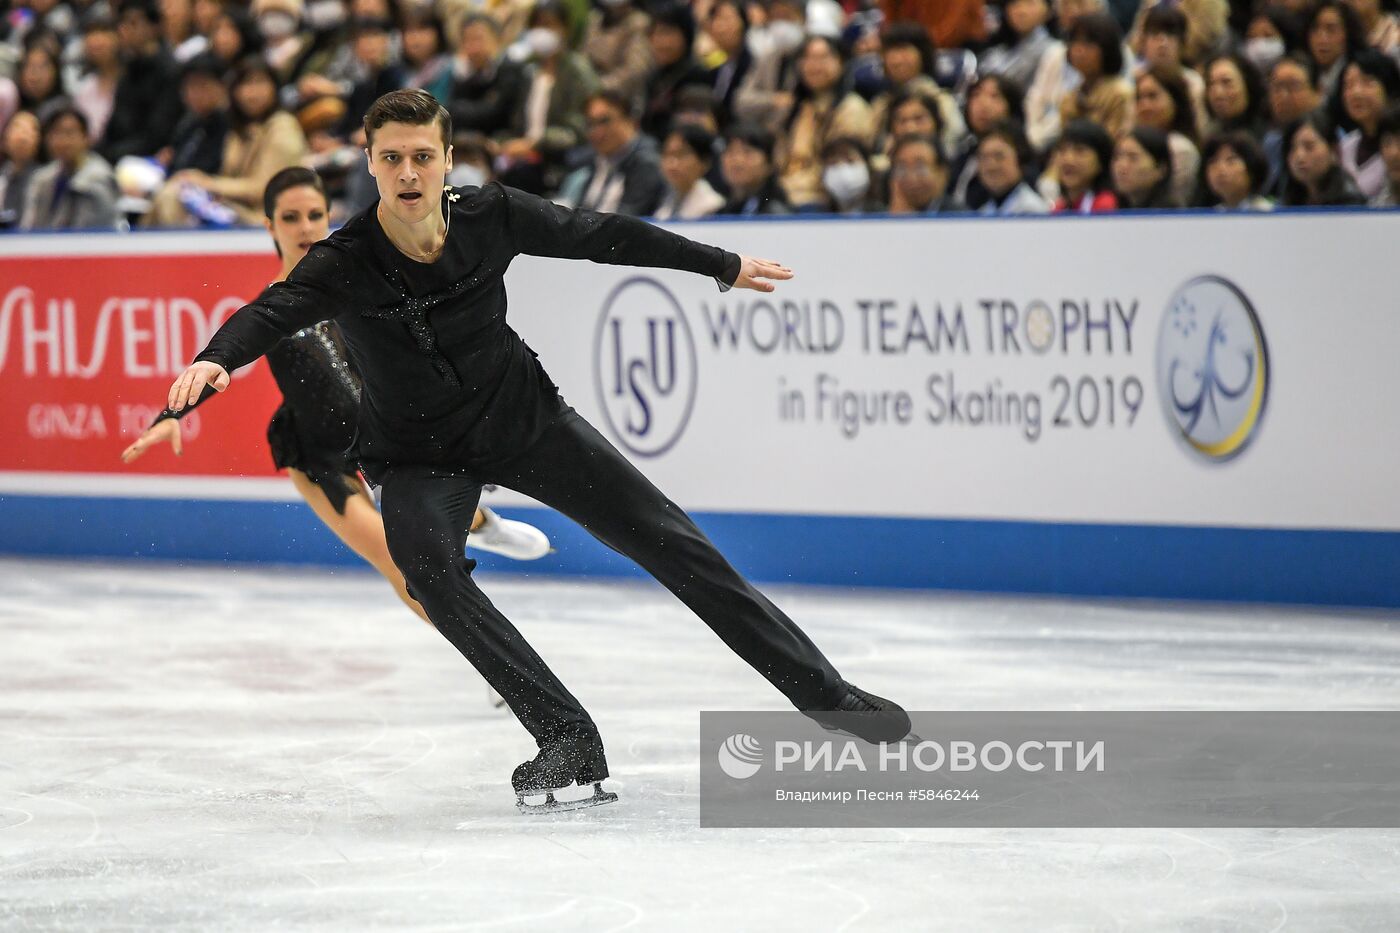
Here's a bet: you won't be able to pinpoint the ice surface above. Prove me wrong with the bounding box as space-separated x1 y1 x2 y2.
2 558 1398 931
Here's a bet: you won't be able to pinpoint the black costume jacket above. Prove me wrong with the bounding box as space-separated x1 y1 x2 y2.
195 183 741 479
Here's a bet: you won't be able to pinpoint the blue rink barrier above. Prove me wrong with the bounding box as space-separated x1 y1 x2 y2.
2 494 1397 609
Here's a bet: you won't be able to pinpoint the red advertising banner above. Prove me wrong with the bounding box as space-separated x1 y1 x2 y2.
1 244 287 482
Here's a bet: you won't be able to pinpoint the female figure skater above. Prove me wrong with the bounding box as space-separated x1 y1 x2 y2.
123 167 552 628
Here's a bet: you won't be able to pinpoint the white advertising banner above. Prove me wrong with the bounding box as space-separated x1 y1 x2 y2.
3 214 1396 604
502 211 1399 532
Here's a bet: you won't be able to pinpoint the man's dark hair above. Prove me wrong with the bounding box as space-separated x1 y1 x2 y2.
363 88 452 152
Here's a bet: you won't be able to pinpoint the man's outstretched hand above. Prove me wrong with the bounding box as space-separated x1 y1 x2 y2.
168 361 230 411
733 255 794 292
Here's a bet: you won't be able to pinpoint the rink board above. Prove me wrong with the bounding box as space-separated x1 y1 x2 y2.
2 493 1398 607
2 211 1398 606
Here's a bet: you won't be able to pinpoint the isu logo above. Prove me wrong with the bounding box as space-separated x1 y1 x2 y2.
718 733 764 780
593 277 698 457
1156 276 1269 462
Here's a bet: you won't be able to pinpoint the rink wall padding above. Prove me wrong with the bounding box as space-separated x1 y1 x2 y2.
3 495 1399 608
4 212 1400 607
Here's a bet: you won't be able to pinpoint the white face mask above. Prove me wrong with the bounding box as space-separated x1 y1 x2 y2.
767 20 805 54
258 10 298 40
823 160 870 205
304 0 345 31
524 27 562 58
1243 36 1285 73
448 163 488 188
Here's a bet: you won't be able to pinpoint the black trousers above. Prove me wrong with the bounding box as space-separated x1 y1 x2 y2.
378 408 843 745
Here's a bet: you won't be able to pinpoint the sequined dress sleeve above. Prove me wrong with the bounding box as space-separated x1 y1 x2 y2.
263 321 363 514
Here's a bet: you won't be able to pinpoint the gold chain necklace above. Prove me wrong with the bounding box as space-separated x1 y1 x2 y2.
401 238 445 263
388 189 453 263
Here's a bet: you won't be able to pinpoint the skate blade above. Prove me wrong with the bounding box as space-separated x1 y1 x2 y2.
516 782 618 815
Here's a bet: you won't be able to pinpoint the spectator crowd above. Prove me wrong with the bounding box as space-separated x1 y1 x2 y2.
1 0 1398 231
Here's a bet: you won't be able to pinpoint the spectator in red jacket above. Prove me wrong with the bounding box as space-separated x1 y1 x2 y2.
1051 118 1119 212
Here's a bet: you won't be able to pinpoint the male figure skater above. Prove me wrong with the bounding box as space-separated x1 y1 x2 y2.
168 89 909 812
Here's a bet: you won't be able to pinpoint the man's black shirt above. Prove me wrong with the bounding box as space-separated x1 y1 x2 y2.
195 183 741 478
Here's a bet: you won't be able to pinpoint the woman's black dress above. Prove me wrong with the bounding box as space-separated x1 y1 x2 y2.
263 322 363 513
157 321 363 514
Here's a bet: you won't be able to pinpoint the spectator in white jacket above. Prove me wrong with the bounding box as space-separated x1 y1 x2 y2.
977 120 1050 213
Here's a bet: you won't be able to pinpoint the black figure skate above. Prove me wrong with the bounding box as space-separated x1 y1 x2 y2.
803 681 913 744
513 731 618 814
